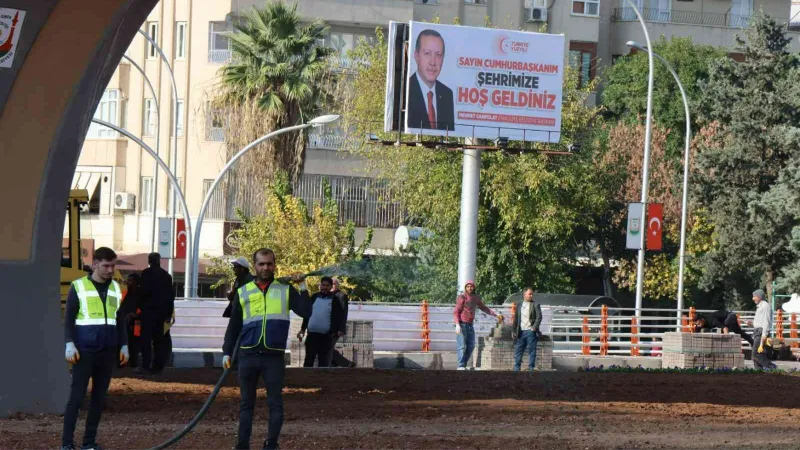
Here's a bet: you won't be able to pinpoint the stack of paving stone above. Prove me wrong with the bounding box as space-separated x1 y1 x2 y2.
661 332 744 369
472 324 553 371
289 318 374 368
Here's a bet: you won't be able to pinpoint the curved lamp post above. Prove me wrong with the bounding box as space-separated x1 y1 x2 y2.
624 0 656 321
92 119 192 288
627 41 692 330
137 29 182 284
122 54 161 253
188 114 341 297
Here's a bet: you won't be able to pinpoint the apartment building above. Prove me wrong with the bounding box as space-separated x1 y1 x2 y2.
70 0 798 289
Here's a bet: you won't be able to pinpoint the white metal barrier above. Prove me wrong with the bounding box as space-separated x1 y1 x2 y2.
171 299 800 355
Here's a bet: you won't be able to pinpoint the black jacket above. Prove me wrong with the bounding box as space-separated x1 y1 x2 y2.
64 279 128 352
695 309 731 331
406 73 455 131
140 265 175 320
513 300 542 338
223 272 255 318
301 292 346 336
333 289 349 333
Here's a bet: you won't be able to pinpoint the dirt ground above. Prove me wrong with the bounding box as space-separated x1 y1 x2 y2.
2 368 800 450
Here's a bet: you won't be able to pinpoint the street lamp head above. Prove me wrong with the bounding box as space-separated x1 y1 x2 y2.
309 114 341 127
626 40 647 52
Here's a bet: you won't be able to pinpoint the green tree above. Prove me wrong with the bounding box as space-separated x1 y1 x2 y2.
602 36 725 159
694 13 800 304
215 1 337 216
341 27 602 304
208 171 372 291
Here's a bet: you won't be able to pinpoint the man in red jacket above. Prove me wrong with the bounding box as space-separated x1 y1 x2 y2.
453 280 501 370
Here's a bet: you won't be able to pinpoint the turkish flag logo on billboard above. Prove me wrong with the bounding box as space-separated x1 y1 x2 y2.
176 219 187 259
646 203 663 251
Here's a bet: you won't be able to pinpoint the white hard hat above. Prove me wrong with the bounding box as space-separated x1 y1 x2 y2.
231 257 249 268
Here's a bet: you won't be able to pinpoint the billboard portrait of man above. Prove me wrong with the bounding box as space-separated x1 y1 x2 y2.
407 29 455 131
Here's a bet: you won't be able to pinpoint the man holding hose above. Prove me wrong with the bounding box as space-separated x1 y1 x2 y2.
222 248 311 450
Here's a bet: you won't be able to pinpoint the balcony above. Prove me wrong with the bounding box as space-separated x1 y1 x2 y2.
208 49 232 64
612 7 752 28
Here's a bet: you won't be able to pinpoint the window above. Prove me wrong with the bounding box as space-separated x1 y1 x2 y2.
208 21 231 63
569 42 597 88
175 22 187 59
147 22 160 59
205 101 224 141
140 176 154 213
86 89 121 139
172 100 184 136
202 179 226 220
572 0 599 16
143 99 157 136
167 177 184 213
730 0 752 26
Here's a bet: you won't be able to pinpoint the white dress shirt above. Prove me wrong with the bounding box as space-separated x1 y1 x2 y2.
416 72 437 120
521 301 533 331
754 300 772 333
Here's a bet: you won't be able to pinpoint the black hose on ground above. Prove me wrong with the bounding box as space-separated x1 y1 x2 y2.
144 337 240 450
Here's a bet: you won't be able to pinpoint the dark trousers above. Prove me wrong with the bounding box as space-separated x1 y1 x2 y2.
304 332 333 368
513 330 539 371
752 328 777 370
62 347 115 447
237 352 285 450
723 313 754 346
329 334 352 367
140 314 166 372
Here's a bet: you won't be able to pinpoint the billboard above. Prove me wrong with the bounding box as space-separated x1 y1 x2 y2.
388 21 565 143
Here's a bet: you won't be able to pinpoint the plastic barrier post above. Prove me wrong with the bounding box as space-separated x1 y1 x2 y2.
630 317 639 356
791 313 798 349
600 305 609 356
681 315 689 333
510 302 517 327
582 316 590 355
689 307 696 333
421 300 430 352
776 309 784 345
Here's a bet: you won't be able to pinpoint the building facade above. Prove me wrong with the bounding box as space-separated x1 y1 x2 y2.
69 0 799 285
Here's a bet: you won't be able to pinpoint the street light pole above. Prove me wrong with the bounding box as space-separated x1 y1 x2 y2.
122 55 161 253
189 115 341 297
137 29 182 291
627 42 692 330
93 119 191 265
624 0 656 320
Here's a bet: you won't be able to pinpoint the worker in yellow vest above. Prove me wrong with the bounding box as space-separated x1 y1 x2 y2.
61 247 129 450
222 248 312 450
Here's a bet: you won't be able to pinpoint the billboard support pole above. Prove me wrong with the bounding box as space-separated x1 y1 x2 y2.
457 146 481 294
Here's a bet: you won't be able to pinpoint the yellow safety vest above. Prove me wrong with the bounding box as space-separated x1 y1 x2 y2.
73 276 121 326
238 281 290 351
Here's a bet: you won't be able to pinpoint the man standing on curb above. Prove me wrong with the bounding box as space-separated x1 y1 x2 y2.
329 278 354 367
297 277 345 368
62 247 129 450
222 248 311 450
749 289 777 370
453 280 501 370
513 287 542 372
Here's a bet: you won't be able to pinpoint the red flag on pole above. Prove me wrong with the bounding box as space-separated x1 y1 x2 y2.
175 219 187 259
646 203 663 251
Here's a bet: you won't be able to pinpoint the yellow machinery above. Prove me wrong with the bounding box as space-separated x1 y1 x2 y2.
60 189 124 306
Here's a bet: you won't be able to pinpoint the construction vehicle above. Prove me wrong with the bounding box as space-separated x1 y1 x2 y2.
61 189 125 308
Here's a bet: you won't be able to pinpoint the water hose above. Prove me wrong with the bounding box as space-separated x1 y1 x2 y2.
144 338 240 450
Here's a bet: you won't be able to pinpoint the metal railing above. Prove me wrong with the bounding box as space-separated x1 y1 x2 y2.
308 132 350 150
205 126 225 142
170 301 800 356
208 49 232 64
613 7 752 28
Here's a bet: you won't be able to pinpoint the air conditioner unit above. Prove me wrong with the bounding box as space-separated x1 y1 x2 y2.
527 7 547 22
114 192 136 211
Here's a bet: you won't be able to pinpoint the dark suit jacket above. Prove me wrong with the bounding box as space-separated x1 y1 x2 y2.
407 72 455 131
140 266 175 321
513 300 542 339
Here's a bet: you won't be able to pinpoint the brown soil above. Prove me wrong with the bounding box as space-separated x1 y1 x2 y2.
2 368 800 449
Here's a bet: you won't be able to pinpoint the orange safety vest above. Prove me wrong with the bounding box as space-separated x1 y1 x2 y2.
121 291 142 337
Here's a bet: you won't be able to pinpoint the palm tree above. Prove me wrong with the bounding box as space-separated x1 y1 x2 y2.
217 1 334 185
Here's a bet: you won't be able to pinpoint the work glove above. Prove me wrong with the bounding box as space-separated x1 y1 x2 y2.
120 345 129 365
455 324 461 335
757 343 765 354
65 342 80 364
222 355 232 369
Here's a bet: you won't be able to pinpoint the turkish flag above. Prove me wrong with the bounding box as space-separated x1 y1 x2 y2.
175 219 187 259
646 203 663 251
